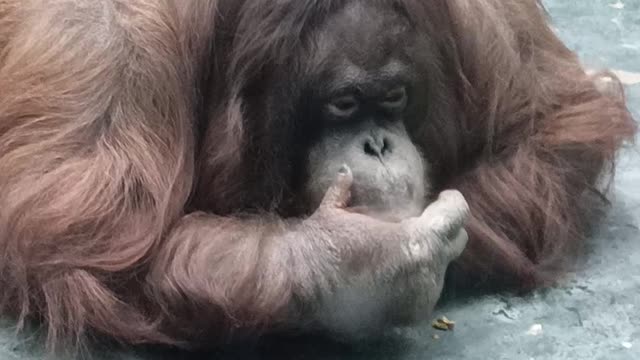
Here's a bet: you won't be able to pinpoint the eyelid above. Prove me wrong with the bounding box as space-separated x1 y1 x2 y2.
381 87 407 108
327 95 359 117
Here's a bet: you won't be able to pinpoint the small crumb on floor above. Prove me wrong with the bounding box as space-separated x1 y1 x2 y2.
432 316 456 331
621 342 633 349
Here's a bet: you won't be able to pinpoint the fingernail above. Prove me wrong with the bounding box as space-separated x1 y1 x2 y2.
338 164 349 175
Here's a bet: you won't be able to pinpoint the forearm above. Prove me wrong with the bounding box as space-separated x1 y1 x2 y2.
146 212 303 340
145 210 397 341
145 194 467 342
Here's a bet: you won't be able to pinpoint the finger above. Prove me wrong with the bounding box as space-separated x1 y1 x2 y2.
320 164 353 209
419 190 470 237
446 228 469 260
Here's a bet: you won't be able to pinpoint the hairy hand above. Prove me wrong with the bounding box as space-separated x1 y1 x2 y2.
288 165 469 339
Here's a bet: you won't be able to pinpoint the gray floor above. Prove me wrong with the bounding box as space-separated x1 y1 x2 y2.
423 2 640 359
1 1 639 359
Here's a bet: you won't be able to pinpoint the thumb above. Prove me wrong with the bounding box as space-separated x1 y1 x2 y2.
320 164 353 209
418 190 469 238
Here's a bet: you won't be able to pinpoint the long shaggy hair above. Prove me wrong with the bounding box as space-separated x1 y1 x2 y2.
0 0 635 355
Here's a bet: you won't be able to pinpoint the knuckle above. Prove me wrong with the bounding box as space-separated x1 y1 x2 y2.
423 212 462 237
456 229 469 247
439 189 463 200
447 230 469 258
404 216 435 239
424 214 449 232
441 189 466 206
457 202 471 220
441 190 470 218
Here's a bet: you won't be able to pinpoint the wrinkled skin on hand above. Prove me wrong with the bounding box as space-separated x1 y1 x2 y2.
288 166 469 339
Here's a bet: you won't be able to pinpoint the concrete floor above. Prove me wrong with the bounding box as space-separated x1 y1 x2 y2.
1 1 639 359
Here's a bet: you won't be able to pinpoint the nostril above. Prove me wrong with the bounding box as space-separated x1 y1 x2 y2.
364 139 379 156
363 136 392 157
381 138 391 155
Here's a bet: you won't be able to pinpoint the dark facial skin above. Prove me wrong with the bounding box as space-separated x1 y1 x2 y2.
299 2 432 221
